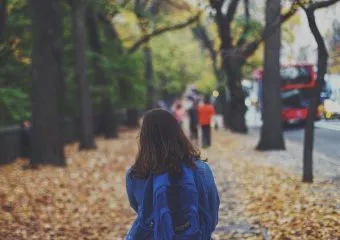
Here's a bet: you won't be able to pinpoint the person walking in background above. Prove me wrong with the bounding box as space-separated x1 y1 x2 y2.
188 100 199 144
125 109 219 239
198 96 216 148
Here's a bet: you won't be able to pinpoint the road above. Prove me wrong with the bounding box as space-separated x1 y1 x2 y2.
284 123 340 160
246 108 340 159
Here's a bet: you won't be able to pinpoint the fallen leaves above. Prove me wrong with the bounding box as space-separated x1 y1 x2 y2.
210 131 340 240
0 131 138 239
0 129 339 239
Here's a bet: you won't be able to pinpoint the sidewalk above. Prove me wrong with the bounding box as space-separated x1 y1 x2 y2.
207 141 264 240
245 106 262 128
209 130 339 239
315 119 340 131
0 129 339 239
250 130 340 183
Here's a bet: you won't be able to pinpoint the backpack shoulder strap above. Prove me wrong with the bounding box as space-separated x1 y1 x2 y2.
153 171 171 192
139 176 154 220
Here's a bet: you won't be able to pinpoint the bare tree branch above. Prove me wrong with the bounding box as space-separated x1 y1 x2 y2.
135 0 147 18
209 0 225 10
192 24 220 79
97 12 121 41
300 0 339 183
244 0 250 23
242 1 299 58
239 0 340 59
236 0 250 47
149 0 162 15
128 13 201 53
300 0 340 57
0 0 7 41
226 0 241 22
210 0 234 50
309 0 340 11
297 0 308 11
112 0 131 17
163 0 193 12
303 8 327 58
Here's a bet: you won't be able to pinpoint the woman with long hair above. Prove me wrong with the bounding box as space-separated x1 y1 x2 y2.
126 109 219 239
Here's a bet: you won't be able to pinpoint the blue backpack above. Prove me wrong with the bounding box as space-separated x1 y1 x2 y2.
130 164 212 240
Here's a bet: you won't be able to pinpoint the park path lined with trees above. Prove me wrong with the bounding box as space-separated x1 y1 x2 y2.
1 0 340 238
0 129 339 239
1 0 340 181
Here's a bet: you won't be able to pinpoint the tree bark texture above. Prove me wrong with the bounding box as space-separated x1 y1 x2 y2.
192 24 230 129
216 84 230 129
86 7 105 85
257 0 285 150
0 0 7 41
29 0 65 166
302 7 329 183
222 54 247 133
102 99 118 138
213 1 248 133
125 108 139 127
86 7 118 138
144 46 154 110
72 0 96 149
209 0 300 134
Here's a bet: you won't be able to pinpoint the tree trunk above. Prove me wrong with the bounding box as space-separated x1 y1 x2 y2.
144 45 154 110
134 0 156 110
86 7 118 138
256 0 285 150
126 108 139 127
86 7 105 85
98 11 122 136
102 98 118 138
216 84 230 129
0 0 7 41
302 8 328 183
303 95 316 183
209 0 299 134
224 57 248 133
29 0 65 166
213 3 247 133
72 0 96 149
191 24 231 129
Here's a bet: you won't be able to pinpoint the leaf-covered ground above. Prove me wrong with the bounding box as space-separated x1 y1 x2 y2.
210 131 340 240
0 129 339 239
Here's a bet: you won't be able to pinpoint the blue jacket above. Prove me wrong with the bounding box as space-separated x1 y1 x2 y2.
126 160 220 239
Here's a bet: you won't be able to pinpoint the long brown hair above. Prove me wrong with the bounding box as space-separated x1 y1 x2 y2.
130 109 200 178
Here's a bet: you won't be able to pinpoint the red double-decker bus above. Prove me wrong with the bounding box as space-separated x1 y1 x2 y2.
254 64 318 124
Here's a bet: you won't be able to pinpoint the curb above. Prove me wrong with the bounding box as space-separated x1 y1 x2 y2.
315 121 340 131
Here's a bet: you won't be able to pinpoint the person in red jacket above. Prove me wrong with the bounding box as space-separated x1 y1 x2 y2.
198 96 216 148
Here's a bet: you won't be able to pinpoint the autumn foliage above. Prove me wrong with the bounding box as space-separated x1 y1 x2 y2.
0 130 339 239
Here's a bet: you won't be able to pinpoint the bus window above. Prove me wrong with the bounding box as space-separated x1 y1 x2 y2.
280 66 312 87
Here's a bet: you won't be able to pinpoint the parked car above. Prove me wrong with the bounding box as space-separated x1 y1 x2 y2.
319 99 340 120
